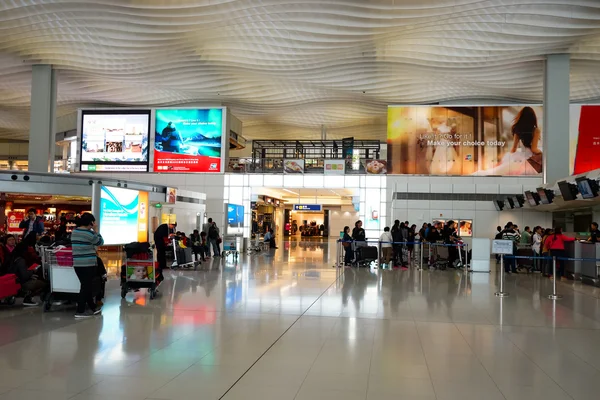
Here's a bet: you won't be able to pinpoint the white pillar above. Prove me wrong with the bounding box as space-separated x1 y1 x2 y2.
543 54 570 184
28 65 57 172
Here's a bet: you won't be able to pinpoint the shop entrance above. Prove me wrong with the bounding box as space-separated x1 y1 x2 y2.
251 188 358 240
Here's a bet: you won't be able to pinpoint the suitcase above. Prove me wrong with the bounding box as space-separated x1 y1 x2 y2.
0 274 21 303
176 247 193 266
359 246 378 262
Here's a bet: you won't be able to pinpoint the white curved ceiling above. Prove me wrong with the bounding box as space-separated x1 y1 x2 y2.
1 0 600 141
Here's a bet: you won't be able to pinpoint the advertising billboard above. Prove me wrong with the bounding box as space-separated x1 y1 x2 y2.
79 110 150 172
570 105 600 175
154 108 224 173
387 106 544 176
6 211 24 234
227 204 244 226
283 159 304 173
324 160 345 175
99 186 148 245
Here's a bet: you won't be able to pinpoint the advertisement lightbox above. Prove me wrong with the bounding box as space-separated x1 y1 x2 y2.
387 105 544 176
99 186 148 245
571 105 600 175
79 110 150 172
153 108 225 173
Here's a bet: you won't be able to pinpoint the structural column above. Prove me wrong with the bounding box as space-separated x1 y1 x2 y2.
28 64 57 172
543 54 570 184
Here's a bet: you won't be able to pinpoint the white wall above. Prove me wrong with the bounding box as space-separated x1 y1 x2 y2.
329 206 360 238
387 175 553 242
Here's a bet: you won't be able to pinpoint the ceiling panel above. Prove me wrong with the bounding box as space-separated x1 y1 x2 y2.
0 1 600 140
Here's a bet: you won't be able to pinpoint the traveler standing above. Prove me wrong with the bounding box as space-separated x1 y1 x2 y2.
531 226 543 272
202 218 213 237
587 222 599 243
520 226 532 245
352 220 366 244
19 208 44 238
501 222 520 273
208 222 221 257
545 227 575 280
391 220 402 266
71 213 103 318
379 227 393 267
541 228 553 276
342 226 353 266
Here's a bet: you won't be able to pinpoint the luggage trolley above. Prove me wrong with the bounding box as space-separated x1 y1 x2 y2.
121 245 159 300
40 246 103 312
171 238 195 269
222 235 241 260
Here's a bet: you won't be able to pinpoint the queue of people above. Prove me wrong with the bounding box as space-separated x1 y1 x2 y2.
496 221 599 280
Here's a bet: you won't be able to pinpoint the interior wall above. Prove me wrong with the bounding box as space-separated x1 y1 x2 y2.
387 175 551 242
329 206 360 238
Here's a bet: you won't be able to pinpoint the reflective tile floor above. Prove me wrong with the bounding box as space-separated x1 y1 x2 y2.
1 241 600 399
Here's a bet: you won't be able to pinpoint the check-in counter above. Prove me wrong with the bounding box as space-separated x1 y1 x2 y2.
581 242 600 287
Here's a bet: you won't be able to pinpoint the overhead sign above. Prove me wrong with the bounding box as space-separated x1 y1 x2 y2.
293 204 322 212
492 240 514 255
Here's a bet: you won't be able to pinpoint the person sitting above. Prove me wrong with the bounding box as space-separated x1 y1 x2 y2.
8 242 48 306
264 227 277 249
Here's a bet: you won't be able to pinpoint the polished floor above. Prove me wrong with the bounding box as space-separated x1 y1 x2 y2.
1 241 600 400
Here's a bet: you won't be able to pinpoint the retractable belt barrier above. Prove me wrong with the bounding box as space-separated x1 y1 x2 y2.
335 240 470 272
496 254 600 301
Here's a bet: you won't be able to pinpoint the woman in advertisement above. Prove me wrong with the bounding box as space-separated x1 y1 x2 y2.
478 106 542 175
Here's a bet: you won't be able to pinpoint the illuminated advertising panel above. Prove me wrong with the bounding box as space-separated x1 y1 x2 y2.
99 186 148 245
154 108 224 173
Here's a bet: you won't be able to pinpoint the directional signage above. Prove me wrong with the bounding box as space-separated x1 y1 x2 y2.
293 204 322 212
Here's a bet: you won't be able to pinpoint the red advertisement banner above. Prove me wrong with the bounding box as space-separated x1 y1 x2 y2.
153 150 221 173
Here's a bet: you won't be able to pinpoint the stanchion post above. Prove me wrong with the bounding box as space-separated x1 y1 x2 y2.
378 240 382 269
465 244 469 272
419 241 424 270
548 256 563 300
495 255 509 297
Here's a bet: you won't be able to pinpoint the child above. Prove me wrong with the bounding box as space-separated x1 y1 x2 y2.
380 227 393 267
130 266 148 280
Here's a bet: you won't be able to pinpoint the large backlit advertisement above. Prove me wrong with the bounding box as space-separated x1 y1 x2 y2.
153 108 224 173
79 110 150 172
570 105 600 175
387 106 544 176
99 186 148 245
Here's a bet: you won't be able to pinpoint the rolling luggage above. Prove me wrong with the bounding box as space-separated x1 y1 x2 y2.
356 246 378 267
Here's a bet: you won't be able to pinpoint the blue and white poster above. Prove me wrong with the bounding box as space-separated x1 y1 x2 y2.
99 186 148 245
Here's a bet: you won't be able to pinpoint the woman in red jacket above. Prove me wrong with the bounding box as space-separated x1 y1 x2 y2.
544 227 575 280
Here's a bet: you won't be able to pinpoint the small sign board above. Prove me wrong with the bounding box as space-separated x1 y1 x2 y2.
293 204 322 212
492 240 514 255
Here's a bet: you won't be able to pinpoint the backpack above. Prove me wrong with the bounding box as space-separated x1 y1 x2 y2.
208 225 219 240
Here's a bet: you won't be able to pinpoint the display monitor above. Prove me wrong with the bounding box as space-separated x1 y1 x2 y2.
557 181 579 201
506 198 515 209
576 177 597 199
512 196 522 208
153 108 225 173
493 200 504 211
79 110 150 172
227 204 244 226
536 188 554 204
99 186 148 245
525 191 538 206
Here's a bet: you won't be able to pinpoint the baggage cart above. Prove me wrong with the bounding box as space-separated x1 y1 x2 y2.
171 238 195 269
121 246 159 300
40 246 103 312
222 235 241 260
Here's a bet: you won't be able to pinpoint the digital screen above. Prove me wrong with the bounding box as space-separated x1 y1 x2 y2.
80 110 150 172
525 191 538 206
537 188 549 204
153 108 224 173
557 181 577 201
99 186 148 245
458 220 473 237
576 178 595 199
227 204 244 226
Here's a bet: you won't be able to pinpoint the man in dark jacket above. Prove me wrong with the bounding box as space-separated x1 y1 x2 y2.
391 220 403 266
351 220 366 242
19 208 44 237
